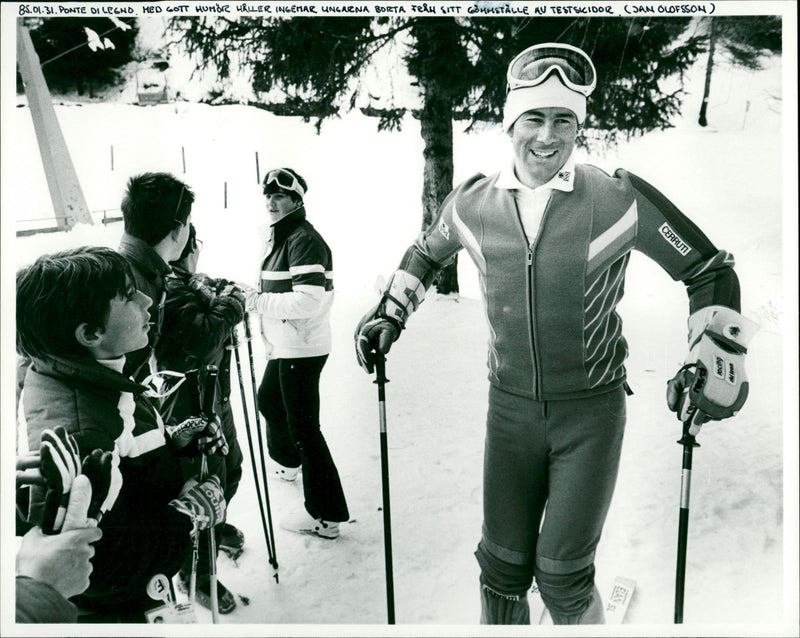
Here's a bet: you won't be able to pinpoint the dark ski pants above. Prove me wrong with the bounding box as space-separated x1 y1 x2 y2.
475 384 626 623
257 355 349 522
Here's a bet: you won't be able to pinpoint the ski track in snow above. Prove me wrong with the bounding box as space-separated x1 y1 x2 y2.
4 34 794 635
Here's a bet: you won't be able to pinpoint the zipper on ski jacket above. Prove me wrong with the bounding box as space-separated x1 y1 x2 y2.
397 166 740 401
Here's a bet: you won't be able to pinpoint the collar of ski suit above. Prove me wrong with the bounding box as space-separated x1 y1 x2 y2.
31 354 146 395
118 233 173 283
270 207 307 240
495 151 577 193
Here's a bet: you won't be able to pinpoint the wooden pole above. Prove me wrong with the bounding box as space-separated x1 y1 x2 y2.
16 24 92 229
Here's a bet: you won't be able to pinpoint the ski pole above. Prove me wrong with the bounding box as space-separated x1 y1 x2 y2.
244 312 279 580
374 355 395 624
188 518 199 607
229 324 277 580
674 420 700 624
201 365 221 623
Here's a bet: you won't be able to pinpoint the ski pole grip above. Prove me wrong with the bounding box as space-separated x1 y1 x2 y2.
375 355 388 387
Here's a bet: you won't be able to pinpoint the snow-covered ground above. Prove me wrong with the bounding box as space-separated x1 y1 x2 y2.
2 12 797 638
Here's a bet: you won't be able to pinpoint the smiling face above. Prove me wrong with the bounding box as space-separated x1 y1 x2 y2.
83 286 153 359
510 107 578 189
266 191 300 223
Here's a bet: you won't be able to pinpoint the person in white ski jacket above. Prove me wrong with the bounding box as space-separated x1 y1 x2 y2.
355 43 756 625
241 168 349 539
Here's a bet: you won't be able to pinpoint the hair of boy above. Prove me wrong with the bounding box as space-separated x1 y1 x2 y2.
174 223 197 264
16 247 135 361
120 173 195 246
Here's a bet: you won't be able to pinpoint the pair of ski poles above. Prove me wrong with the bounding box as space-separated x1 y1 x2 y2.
232 315 395 622
375 352 697 627
230 313 279 582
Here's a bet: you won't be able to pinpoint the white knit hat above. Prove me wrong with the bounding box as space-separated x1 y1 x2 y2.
502 74 586 131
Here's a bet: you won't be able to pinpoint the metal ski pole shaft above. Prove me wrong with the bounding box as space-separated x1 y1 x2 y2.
201 365 221 623
230 325 276 574
244 313 279 580
674 420 699 624
375 355 395 624
189 520 199 606
199 454 219 623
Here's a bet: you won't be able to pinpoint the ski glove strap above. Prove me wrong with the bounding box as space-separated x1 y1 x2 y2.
169 475 226 531
667 306 759 435
381 269 427 326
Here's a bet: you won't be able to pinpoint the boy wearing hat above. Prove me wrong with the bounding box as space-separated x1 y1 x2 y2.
355 44 754 624
241 168 349 539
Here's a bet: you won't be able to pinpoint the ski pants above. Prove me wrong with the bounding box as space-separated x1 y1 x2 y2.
475 384 626 622
257 355 349 522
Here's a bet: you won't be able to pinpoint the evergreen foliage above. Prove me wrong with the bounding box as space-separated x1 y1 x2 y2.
166 16 712 293
21 18 139 97
697 16 782 126
711 16 782 69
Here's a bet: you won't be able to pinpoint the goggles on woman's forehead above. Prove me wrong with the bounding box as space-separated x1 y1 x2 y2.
507 43 597 97
264 169 306 198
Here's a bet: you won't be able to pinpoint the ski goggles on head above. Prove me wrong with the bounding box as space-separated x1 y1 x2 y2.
507 43 596 97
263 169 306 198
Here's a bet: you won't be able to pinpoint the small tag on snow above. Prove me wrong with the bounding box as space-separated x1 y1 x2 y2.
604 576 636 624
530 583 547 624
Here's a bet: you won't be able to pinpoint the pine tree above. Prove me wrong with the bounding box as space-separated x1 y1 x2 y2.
21 18 139 97
168 16 704 293
697 16 782 127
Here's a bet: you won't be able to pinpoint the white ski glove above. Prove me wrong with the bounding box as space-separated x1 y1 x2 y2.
666 305 759 435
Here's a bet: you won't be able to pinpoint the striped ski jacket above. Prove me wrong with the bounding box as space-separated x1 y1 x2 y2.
21 355 191 611
389 165 740 401
250 209 334 359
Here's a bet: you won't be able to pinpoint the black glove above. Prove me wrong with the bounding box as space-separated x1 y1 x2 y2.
354 303 401 374
219 282 246 322
81 449 122 523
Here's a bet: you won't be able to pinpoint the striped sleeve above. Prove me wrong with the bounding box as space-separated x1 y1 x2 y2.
623 169 741 313
378 181 471 326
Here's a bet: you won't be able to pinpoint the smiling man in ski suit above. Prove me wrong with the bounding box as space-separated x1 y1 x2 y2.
355 43 756 625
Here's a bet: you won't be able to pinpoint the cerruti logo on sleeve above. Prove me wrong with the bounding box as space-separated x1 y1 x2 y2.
658 223 692 256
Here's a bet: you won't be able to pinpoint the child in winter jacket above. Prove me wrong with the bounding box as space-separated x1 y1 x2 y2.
16 246 227 623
